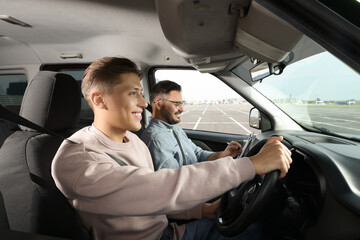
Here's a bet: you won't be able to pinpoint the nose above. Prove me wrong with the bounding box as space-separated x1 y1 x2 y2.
138 94 148 109
178 104 184 112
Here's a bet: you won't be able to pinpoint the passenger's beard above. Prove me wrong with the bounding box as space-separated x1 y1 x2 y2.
162 109 181 125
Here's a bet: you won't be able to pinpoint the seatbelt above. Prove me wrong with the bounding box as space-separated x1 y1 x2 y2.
172 130 187 166
105 153 127 166
0 104 64 140
0 104 127 166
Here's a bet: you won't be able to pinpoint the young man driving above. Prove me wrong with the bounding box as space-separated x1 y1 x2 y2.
51 57 292 240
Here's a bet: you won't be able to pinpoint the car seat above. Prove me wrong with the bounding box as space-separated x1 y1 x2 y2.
0 191 9 230
0 71 89 239
0 106 21 147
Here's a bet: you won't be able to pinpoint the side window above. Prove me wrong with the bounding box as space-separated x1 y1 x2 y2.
0 74 27 113
154 69 259 135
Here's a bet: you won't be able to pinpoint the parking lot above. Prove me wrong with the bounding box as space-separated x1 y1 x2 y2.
281 104 360 135
178 103 360 136
178 103 259 135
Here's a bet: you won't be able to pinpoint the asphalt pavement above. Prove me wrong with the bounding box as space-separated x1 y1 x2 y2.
178 103 360 136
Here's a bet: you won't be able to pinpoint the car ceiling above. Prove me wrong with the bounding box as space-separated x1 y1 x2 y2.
2 0 357 74
0 0 187 67
1 0 306 72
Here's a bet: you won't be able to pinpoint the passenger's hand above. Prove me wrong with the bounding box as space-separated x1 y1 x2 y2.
207 141 242 160
249 136 292 178
202 199 220 220
224 141 242 158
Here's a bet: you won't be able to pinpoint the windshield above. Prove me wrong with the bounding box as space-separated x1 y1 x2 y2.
251 50 360 138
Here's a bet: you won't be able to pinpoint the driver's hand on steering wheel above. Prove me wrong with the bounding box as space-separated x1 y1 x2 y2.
248 136 292 178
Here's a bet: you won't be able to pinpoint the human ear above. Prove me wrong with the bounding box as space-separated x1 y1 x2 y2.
91 92 107 109
154 98 162 110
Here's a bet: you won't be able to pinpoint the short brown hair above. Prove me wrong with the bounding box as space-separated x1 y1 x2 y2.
81 57 142 108
150 80 181 103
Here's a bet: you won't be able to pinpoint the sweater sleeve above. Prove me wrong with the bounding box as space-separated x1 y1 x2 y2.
52 141 255 217
167 204 203 220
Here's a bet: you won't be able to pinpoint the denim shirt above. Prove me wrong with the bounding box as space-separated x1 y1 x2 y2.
140 118 212 170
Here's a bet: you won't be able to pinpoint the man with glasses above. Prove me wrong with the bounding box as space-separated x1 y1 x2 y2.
141 80 243 170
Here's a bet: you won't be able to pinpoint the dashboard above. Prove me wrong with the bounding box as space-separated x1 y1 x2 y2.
249 131 360 239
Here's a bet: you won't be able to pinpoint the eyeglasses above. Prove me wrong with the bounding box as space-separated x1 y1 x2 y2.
159 98 185 107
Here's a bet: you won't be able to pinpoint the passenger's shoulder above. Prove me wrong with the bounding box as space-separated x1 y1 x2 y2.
141 123 164 139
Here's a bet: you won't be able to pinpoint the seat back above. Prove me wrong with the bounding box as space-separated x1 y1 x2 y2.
0 71 89 239
0 191 9 230
0 106 20 147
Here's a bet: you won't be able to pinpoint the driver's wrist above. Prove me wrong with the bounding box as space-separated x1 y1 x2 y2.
201 203 208 218
248 156 260 175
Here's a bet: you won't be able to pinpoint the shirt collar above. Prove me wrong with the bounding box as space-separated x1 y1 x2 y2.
89 124 131 149
150 118 176 130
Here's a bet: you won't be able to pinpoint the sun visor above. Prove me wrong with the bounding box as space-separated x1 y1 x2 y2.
155 0 249 72
155 0 302 72
234 1 303 63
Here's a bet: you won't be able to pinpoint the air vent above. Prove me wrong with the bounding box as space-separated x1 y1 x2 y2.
0 15 32 27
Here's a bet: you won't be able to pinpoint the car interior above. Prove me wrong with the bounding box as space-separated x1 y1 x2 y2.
0 71 90 239
0 0 359 239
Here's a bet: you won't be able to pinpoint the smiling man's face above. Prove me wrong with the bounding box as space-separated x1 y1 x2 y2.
103 72 147 133
158 90 184 124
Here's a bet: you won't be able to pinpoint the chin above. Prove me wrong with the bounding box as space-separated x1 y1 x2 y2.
168 119 180 124
130 124 142 132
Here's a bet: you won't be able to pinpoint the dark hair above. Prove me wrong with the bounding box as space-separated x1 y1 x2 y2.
82 57 142 107
150 80 181 103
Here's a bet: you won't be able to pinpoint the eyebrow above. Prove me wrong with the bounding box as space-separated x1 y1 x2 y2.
128 87 143 91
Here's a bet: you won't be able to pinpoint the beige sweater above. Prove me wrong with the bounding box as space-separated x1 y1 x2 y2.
51 125 255 240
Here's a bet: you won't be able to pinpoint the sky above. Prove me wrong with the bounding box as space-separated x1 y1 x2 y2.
254 52 360 101
156 51 360 102
155 69 241 102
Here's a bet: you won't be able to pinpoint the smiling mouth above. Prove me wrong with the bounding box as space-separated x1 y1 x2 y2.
132 112 142 119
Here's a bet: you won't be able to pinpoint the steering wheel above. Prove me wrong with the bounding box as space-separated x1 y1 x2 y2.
217 138 280 237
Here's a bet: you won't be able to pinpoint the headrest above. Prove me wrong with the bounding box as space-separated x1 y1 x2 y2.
19 71 81 132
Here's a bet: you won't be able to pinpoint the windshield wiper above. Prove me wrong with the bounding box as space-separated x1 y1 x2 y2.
309 125 360 142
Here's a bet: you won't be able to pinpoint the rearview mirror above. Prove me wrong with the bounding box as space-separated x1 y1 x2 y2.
250 62 285 81
250 62 271 81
